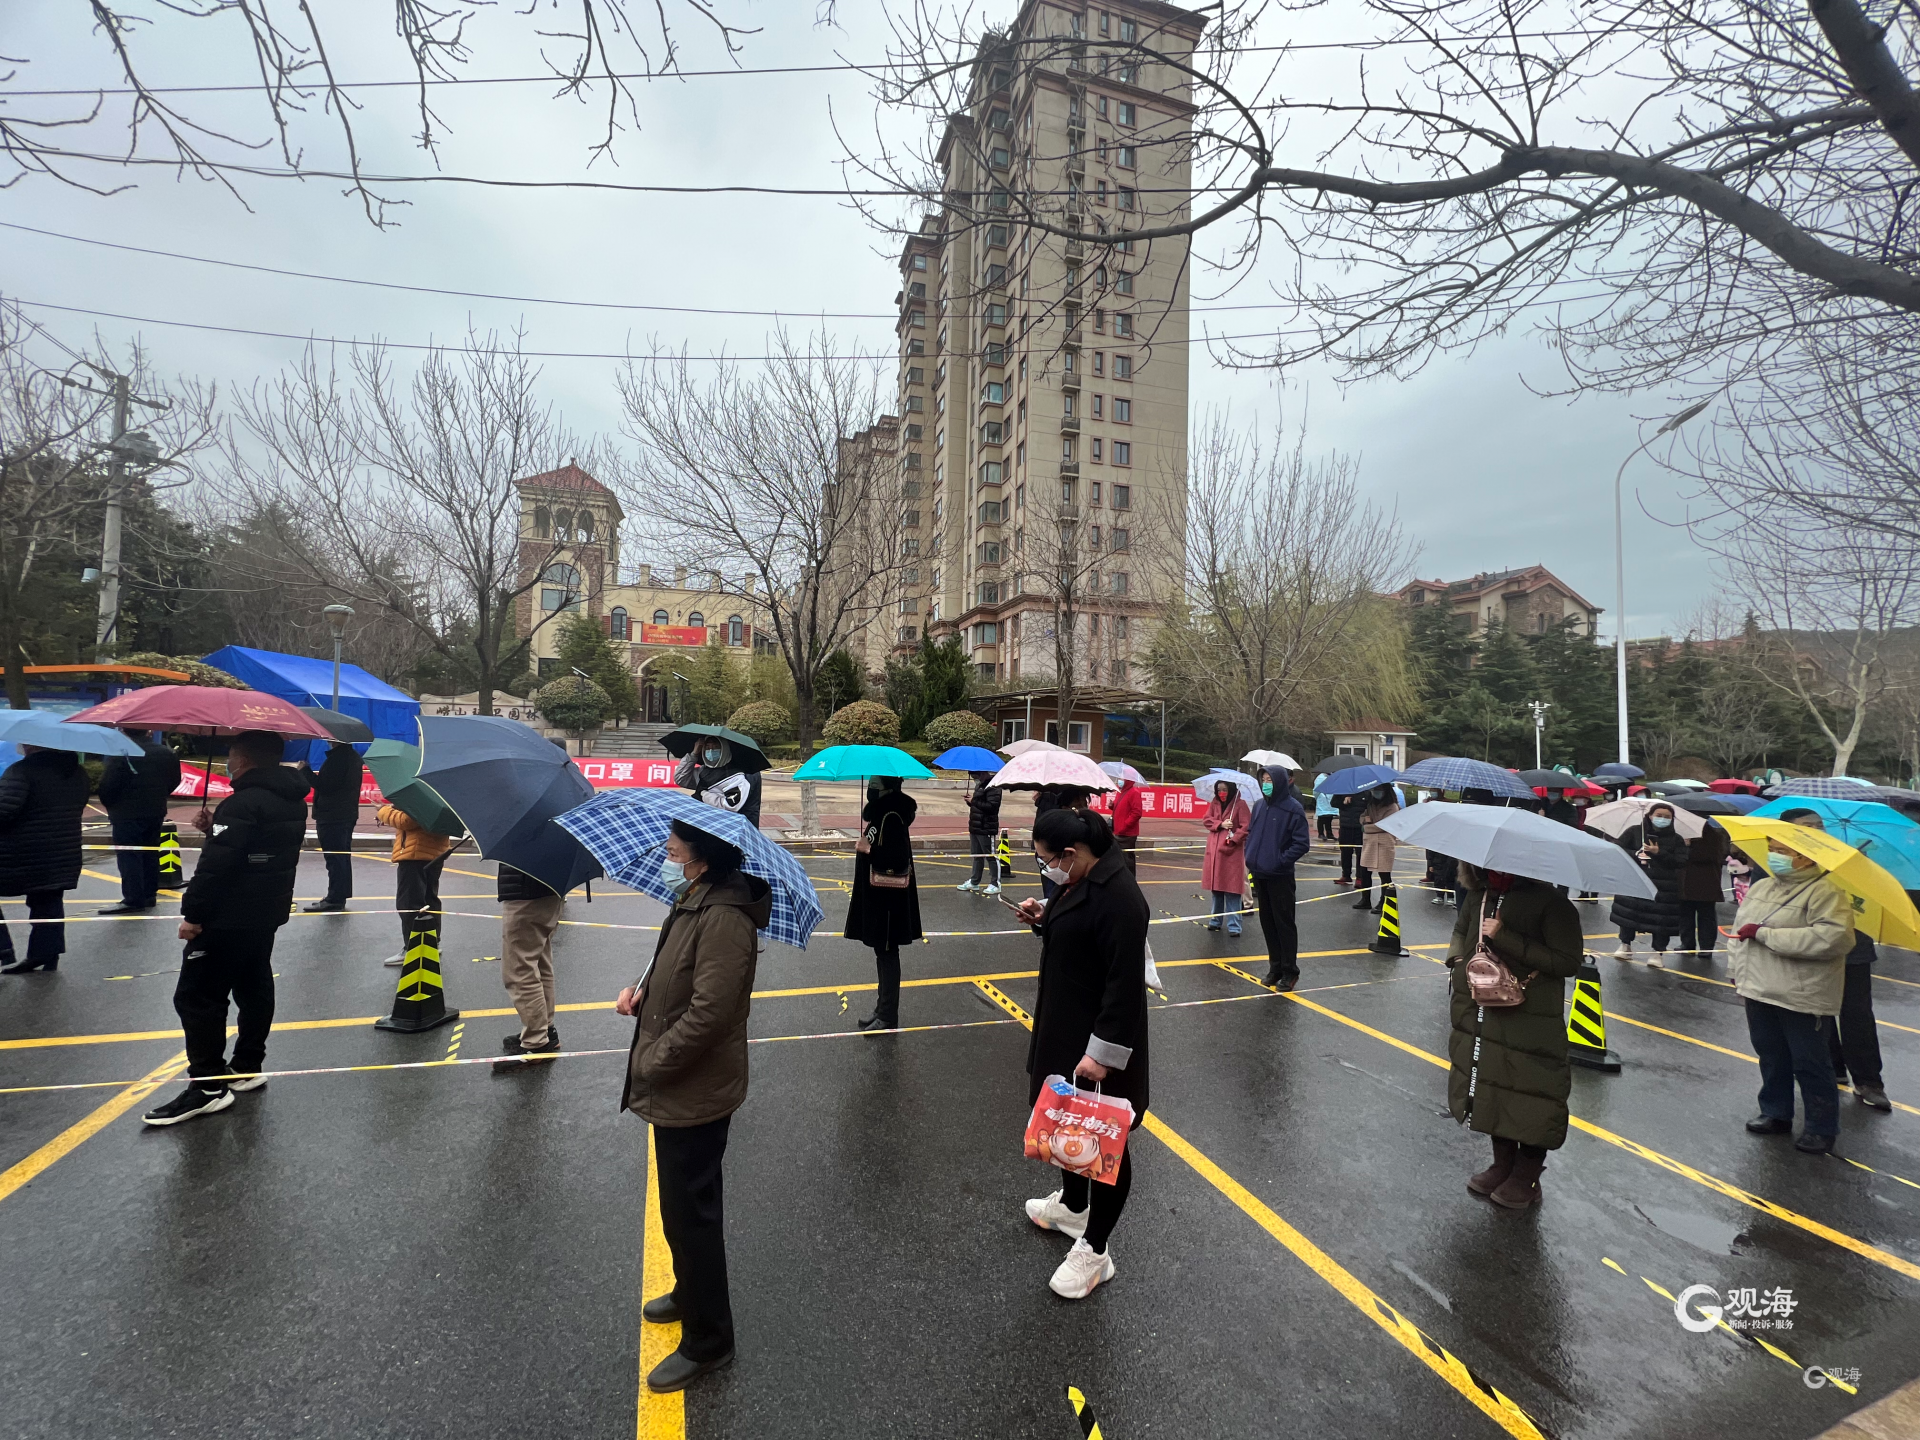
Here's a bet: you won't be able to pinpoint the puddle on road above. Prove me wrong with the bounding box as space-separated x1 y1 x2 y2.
1632 1203 1751 1254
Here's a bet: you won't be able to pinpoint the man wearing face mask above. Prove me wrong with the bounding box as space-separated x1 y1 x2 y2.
687 738 762 829
1242 766 1311 989
1727 818 1853 1154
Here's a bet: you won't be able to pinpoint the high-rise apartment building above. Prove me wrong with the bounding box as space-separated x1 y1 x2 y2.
885 0 1202 687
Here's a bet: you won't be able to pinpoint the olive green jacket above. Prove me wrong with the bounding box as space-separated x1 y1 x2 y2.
1446 869 1586 1150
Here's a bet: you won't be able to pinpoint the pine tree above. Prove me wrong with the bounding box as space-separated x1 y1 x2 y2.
553 612 641 721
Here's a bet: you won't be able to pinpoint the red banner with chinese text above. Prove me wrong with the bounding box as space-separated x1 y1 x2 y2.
1086 783 1201 820
637 624 709 647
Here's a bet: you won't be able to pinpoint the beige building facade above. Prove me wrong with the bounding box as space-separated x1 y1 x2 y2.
1398 566 1602 638
885 0 1202 686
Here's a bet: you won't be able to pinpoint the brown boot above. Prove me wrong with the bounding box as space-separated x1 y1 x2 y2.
1467 1137 1518 1197
1488 1150 1546 1209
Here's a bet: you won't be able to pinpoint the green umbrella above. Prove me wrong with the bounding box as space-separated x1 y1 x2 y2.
659 723 771 773
792 744 934 782
364 739 467 840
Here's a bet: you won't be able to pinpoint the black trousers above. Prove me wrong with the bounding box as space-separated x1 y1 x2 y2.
1117 834 1138 874
1829 964 1884 1089
1678 900 1720 953
0 889 66 964
969 832 1001 886
1745 999 1839 1137
316 820 356 903
174 927 278 1085
1253 874 1298 982
654 1116 735 1361
394 855 447 949
872 946 901 1025
1339 843 1359 882
1316 814 1334 840
1354 867 1391 903
111 812 163 906
1061 1139 1134 1254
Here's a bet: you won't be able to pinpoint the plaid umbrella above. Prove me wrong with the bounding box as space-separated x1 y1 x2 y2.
1397 756 1537 800
555 788 825 950
1762 777 1881 801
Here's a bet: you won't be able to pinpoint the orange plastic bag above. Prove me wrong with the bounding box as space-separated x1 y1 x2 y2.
1024 1074 1134 1186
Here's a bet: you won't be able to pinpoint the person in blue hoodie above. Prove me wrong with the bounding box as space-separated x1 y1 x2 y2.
1243 765 1312 990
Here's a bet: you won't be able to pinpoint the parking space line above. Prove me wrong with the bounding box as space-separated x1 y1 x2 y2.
1209 963 1920 1284
971 980 1548 1440
0 1050 188 1205
638 1127 685 1439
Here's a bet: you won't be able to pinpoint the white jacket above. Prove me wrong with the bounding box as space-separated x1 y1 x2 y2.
1727 866 1853 1016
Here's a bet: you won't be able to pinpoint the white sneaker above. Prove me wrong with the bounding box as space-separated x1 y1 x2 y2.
1048 1238 1116 1299
956 880 977 893
1024 1188 1089 1239
982 884 1001 896
1647 952 1665 969
1613 944 1632 960
225 1072 268 1092
382 953 405 967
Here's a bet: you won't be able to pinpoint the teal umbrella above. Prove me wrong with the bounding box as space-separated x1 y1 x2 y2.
363 739 467 840
792 744 934 781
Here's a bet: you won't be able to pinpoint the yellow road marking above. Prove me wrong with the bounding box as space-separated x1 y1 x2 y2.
0 1051 188 1204
1634 1272 1856 1394
972 980 1548 1440
638 1127 686 1439
1210 964 1920 1283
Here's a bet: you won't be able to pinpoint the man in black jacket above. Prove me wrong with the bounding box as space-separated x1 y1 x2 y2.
97 728 182 916
143 731 310 1127
300 741 364 912
959 771 1003 894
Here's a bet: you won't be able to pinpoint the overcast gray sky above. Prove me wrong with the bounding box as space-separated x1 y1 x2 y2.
1 0 1717 641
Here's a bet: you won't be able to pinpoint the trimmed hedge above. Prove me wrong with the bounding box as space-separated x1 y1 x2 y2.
726 701 794 747
823 699 901 746
534 675 611 733
923 709 996 754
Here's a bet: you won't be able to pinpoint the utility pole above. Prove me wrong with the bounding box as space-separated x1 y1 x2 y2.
1528 699 1552 770
84 367 166 660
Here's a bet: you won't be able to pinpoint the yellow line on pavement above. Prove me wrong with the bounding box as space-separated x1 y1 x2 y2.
971 980 1548 1440
1209 964 1920 1284
638 1127 685 1439
0 1051 188 1205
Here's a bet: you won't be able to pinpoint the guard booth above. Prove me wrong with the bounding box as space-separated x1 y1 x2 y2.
980 686 1169 765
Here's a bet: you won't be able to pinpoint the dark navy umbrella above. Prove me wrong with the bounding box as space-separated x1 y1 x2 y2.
415 716 602 895
1314 763 1401 796
1592 761 1646 780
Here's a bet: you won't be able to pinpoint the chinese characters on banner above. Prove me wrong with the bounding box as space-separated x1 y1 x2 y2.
575 758 680 789
171 765 234 800
1086 784 1199 818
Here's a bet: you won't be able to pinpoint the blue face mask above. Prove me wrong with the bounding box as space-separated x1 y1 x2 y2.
1650 816 1672 830
660 858 691 894
1765 853 1798 877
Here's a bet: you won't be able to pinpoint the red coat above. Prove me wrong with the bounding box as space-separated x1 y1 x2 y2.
1202 795 1251 893
1112 782 1145 837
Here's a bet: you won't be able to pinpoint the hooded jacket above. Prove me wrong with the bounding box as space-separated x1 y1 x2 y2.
98 736 182 820
689 737 763 827
622 868 769 1126
181 764 310 930
1609 821 1689 936
1110 781 1145 838
0 749 89 895
1028 843 1151 1115
1728 864 1852 1015
967 778 1003 835
378 803 458 863
1243 767 1311 878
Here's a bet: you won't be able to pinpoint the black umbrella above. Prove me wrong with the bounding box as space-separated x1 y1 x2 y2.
1669 793 1743 816
658 723 771 774
1519 768 1585 789
1310 754 1371 775
297 706 375 744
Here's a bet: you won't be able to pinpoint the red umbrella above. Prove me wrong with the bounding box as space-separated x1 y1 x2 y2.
65 685 333 738
1534 779 1604 799
1708 777 1761 795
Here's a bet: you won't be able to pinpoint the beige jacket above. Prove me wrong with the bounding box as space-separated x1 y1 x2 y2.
1727 866 1853 1016
1360 799 1399 873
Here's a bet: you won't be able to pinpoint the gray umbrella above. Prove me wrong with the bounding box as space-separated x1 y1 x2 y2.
1379 802 1656 895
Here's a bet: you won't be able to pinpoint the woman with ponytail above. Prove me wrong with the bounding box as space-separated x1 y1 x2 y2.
1013 806 1151 1301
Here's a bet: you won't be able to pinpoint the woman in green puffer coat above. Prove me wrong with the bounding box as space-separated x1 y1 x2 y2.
1447 862 1586 1209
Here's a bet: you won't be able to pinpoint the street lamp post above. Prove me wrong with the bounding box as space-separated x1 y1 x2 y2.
1611 401 1710 766
323 604 355 712
1527 700 1552 769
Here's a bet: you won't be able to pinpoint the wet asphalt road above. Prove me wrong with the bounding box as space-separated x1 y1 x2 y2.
1 839 1917 1440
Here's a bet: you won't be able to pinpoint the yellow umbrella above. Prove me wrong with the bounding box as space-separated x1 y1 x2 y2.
1719 815 1920 950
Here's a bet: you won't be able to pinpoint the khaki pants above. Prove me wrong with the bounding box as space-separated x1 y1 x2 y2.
500 895 565 1042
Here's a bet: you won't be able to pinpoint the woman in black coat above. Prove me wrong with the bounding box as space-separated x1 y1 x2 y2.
1609 802 1689 965
1014 806 1149 1301
844 775 922 1030
0 746 91 972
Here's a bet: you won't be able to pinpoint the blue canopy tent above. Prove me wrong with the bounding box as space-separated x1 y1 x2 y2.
201 645 422 766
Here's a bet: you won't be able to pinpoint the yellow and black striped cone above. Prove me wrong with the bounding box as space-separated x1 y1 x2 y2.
374 916 460 1033
996 829 1014 873
1566 956 1622 1072
157 821 182 887
1065 1385 1104 1439
1369 882 1409 956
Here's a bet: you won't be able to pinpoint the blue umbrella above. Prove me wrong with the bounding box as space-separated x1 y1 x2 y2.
1751 795 1920 888
555 789 824 949
933 745 1004 773
1398 756 1537 800
1592 761 1647 780
1763 776 1880 801
1314 763 1400 796
1718 793 1767 814
793 745 934 781
0 711 144 755
414 716 602 895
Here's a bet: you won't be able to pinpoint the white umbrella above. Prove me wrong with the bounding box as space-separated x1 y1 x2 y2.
989 748 1118 791
1195 769 1262 805
1241 748 1301 770
1001 737 1067 757
1378 802 1657 897
1582 797 1708 841
1099 759 1146 784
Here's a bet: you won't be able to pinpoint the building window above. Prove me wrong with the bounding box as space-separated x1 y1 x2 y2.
1116 271 1133 295
1096 179 1108 205
982 380 1005 404
910 310 925 328
533 506 552 539
1066 721 1092 751
980 461 1003 486
1017 441 1026 467
978 541 1002 564
539 562 582 611
1002 717 1027 744
1093 308 1106 334
1091 439 1103 462
902 539 921 556
652 609 669 625
1063 391 1076 417
977 582 1000 605
1089 525 1101 550
1115 614 1129 639
1118 101 1135 125
1062 437 1075 462
899 626 918 642
1113 313 1133 337
1114 397 1131 422
1113 354 1133 379
1016 483 1026 509
1113 441 1131 465
1113 483 1131 509
1110 527 1130 551
978 500 1003 524
973 622 998 645
1110 572 1129 595
1117 146 1136 169
687 611 706 629
728 615 744 646
912 254 928 270
609 606 629 640
982 421 1004 445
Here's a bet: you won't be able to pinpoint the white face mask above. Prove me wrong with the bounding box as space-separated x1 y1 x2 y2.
1040 853 1073 886
660 858 690 894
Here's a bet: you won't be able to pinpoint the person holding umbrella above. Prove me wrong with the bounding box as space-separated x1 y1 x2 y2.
300 740 364 913
1447 861 1585 1207
96 727 182 917
375 798 460 968
1353 783 1401 913
0 744 90 972
687 735 762 828
1243 765 1311 989
615 818 770 1392
845 775 922 1031
142 731 309 1125
959 771 1004 894
1335 788 1365 887
1609 802 1688 965
1201 777 1250 935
